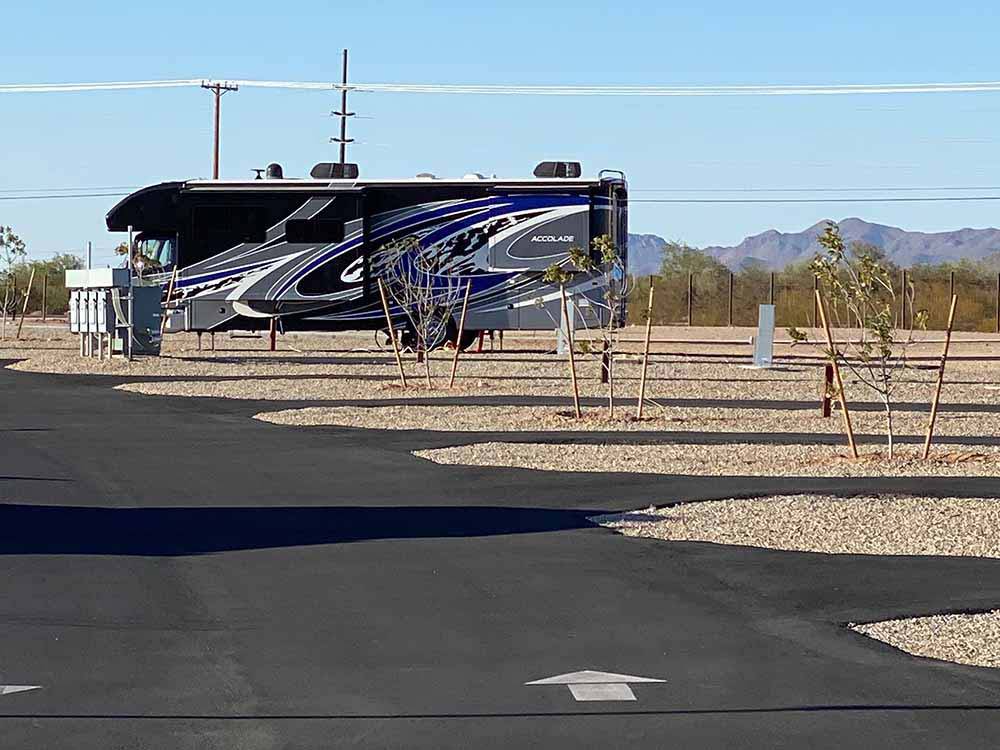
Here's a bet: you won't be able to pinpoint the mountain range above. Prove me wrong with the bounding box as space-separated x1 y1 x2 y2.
628 218 1000 274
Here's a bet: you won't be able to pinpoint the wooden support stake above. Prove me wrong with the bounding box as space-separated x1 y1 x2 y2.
268 317 277 351
816 289 858 458
600 340 610 384
160 266 178 336
560 285 581 418
820 363 833 418
16 266 36 340
1 280 10 340
377 278 407 388
813 276 819 327
636 280 655 419
448 280 472 388
922 294 958 460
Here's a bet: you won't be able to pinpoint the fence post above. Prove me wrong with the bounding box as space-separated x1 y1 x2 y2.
687 273 693 326
769 272 775 306
996 271 999 334
41 272 48 322
728 272 734 327
949 270 955 305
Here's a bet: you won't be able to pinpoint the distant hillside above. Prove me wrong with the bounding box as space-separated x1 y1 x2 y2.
701 219 1000 270
626 233 669 276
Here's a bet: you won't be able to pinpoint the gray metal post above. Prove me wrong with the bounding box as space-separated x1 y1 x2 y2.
87 241 92 270
127 226 134 360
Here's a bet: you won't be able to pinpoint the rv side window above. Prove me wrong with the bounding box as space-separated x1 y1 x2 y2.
285 219 345 244
192 206 267 245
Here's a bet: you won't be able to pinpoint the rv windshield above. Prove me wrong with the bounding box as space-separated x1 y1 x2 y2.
134 236 176 272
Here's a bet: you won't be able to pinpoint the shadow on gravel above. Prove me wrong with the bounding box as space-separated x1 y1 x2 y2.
0 504 606 556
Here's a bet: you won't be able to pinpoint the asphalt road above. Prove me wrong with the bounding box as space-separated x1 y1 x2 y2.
1 361 999 749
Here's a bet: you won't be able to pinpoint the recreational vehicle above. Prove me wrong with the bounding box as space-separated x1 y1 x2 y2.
105 161 628 345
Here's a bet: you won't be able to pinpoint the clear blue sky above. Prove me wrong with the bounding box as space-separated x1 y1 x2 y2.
3 0 999 264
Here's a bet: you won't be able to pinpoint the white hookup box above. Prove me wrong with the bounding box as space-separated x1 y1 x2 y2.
754 304 775 368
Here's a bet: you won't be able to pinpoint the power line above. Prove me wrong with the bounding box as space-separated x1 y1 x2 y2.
0 185 140 194
0 79 204 93
631 196 1000 204
3 184 999 197
5 190 1000 205
633 186 1000 193
5 78 1000 97
0 192 129 201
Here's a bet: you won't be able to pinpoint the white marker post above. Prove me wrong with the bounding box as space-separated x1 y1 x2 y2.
753 303 775 368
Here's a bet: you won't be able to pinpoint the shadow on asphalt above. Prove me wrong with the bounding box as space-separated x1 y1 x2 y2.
0 504 607 556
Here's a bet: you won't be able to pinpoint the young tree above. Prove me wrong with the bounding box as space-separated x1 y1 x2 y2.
379 235 463 387
1 226 27 337
545 234 629 417
789 223 927 458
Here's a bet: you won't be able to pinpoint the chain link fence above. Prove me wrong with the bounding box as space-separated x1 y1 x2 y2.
629 268 1000 332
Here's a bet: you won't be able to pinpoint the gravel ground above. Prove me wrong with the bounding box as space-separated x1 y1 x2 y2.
6 330 1000 407
593 494 1000 669
110 366 1000 407
249 401 1000 439
852 611 1000 669
7 328 999 447
413 442 1000 477
590 494 1000 556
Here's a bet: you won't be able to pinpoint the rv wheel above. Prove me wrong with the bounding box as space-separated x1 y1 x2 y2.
400 314 456 352
456 328 480 351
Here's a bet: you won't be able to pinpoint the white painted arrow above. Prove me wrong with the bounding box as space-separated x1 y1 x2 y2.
1 685 41 696
526 670 665 701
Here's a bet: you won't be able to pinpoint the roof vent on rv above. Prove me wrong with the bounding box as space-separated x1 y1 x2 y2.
265 163 284 180
533 161 582 179
462 173 487 180
310 162 360 180
416 172 437 179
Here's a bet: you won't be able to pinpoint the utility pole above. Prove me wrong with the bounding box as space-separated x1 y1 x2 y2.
201 81 239 179
330 49 354 164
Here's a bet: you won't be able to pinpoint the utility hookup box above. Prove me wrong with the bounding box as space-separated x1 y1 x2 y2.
65 268 162 357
